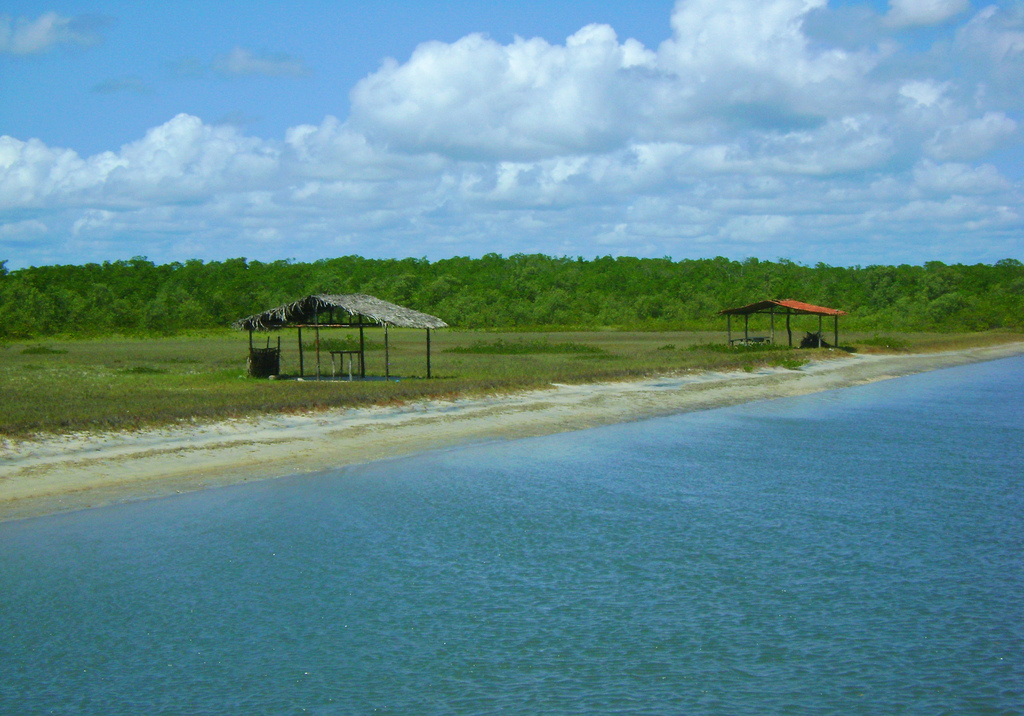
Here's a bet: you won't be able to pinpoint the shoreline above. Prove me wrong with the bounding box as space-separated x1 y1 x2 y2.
3 342 1023 522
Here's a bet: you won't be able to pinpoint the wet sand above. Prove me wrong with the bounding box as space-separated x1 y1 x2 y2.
3 343 1022 522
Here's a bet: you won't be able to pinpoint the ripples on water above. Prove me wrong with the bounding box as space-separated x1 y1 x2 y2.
2 357 1022 714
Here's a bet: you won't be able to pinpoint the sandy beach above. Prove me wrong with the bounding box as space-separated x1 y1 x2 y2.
2 342 1022 522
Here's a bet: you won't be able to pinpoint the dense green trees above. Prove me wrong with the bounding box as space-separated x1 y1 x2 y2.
0 254 1021 338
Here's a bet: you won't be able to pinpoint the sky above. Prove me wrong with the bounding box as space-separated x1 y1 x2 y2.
1 0 1022 269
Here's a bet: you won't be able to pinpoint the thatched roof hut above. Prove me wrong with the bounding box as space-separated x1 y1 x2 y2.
234 294 447 380
233 293 448 332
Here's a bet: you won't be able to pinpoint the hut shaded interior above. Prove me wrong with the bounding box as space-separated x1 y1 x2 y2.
719 299 847 347
233 294 448 379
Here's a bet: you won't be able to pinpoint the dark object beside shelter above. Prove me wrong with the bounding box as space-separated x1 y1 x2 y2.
234 294 448 379
800 331 832 349
719 299 847 348
247 344 281 378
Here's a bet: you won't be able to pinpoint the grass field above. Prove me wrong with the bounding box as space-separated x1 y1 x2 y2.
2 328 1020 437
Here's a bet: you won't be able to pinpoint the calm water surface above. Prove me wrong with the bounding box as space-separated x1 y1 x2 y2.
2 357 1022 714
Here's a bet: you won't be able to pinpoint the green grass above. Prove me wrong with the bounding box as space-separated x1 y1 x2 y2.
1 329 1019 438
771 358 809 370
856 335 910 351
444 337 606 355
20 345 68 355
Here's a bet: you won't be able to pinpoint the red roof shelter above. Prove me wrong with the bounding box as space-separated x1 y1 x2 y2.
719 299 847 348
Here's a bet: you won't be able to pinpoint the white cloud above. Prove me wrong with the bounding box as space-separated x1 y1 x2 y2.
884 0 969 29
899 80 949 108
925 112 1017 160
351 25 656 160
0 218 48 240
721 214 794 242
349 0 886 164
0 114 280 208
657 0 875 107
0 12 104 55
1 1 1022 267
212 47 310 77
913 160 1010 195
953 5 1024 97
662 0 833 80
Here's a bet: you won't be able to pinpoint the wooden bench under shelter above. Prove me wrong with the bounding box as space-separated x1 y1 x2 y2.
718 299 847 348
233 294 448 380
330 350 362 380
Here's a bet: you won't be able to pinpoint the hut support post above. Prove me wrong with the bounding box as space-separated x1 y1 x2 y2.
315 308 321 381
744 314 749 343
834 315 839 348
818 315 823 347
384 324 390 380
359 322 365 379
426 328 432 379
786 311 792 347
298 327 304 377
727 314 731 344
770 310 775 344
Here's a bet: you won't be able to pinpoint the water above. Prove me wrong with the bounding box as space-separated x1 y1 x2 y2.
2 357 1022 714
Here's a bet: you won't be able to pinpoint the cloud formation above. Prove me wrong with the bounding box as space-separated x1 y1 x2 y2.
1 0 1021 267
0 12 105 55
884 0 969 28
212 47 311 78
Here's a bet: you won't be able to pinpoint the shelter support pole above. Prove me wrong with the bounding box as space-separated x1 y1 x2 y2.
727 314 731 344
359 321 365 379
385 324 390 380
786 311 792 347
298 327 304 377
426 328 432 379
744 314 749 343
770 309 775 344
818 316 823 347
834 315 839 348
315 309 321 381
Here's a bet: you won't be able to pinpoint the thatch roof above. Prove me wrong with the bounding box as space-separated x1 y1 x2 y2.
234 294 448 331
719 299 847 317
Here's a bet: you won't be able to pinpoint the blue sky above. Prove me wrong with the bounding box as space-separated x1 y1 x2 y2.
1 0 1022 269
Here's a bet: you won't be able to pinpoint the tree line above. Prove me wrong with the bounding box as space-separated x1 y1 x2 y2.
1 254 1022 338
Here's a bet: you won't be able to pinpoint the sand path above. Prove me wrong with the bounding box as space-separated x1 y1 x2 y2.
3 343 1022 521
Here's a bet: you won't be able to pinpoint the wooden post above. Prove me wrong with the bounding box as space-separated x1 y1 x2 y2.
786 311 792 347
426 328 432 379
298 327 304 377
727 314 731 344
384 324 390 380
770 309 775 344
315 308 321 381
818 315 823 348
834 315 839 349
744 314 749 344
359 320 365 379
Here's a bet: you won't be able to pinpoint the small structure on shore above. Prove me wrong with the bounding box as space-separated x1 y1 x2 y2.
719 299 847 348
234 294 448 379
